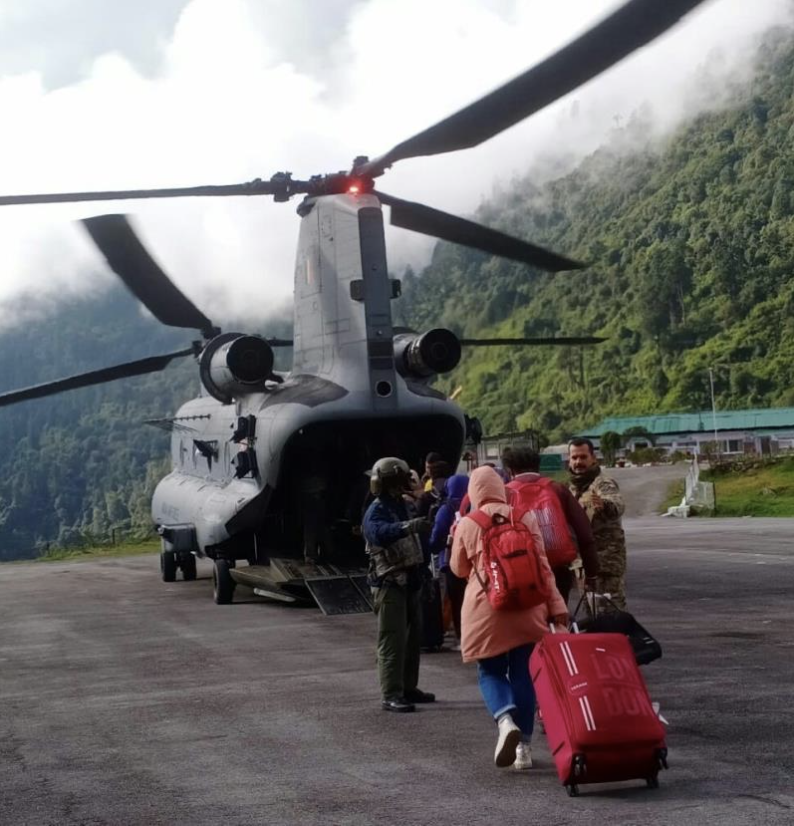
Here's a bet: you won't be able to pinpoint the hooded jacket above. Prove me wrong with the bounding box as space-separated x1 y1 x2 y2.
428 473 470 569
450 466 566 663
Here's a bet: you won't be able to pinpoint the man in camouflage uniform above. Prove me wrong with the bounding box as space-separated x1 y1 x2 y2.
567 438 627 610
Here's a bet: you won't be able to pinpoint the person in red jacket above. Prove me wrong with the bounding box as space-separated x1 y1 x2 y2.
502 445 599 604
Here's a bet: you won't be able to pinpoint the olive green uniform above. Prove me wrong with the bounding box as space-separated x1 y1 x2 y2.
363 493 426 702
372 575 422 700
569 470 627 610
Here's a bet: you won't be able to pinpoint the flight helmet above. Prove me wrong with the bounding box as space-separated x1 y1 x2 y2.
369 457 410 496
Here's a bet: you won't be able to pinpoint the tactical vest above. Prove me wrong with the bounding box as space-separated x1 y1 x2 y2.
366 533 424 578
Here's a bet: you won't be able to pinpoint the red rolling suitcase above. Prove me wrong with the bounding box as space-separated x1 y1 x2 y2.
530 629 667 796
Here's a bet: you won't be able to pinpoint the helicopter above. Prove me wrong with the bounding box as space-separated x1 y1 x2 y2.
0 0 706 612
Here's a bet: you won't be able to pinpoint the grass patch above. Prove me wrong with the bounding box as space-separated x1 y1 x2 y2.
34 539 160 563
703 457 794 517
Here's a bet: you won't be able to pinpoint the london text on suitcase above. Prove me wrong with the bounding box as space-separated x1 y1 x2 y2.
530 630 667 796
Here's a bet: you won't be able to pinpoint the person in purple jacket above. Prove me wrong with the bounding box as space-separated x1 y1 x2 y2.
428 473 469 649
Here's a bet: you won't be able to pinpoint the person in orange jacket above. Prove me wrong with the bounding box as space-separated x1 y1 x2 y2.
451 466 567 771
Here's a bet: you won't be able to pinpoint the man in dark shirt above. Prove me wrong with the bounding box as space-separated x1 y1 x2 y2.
502 446 599 603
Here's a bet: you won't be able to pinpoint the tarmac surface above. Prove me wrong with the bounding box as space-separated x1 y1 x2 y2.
1 517 792 826
609 463 688 517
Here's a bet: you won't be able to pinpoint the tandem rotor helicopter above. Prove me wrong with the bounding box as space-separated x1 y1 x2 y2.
0 0 705 612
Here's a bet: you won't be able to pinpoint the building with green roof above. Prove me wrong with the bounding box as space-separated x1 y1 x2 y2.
579 407 794 457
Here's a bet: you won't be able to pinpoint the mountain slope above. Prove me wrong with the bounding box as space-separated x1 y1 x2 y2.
398 28 794 441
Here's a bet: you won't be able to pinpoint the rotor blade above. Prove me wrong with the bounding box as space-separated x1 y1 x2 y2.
83 214 217 337
0 179 288 207
459 337 606 346
0 348 194 408
361 0 707 176
377 191 584 272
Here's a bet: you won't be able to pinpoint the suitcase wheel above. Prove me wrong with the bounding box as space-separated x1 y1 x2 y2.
646 775 660 790
572 754 587 777
566 784 580 797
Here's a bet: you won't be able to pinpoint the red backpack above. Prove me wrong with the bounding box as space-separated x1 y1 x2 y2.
507 477 578 569
467 508 550 611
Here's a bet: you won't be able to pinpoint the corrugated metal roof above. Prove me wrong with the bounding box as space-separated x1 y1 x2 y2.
581 407 794 437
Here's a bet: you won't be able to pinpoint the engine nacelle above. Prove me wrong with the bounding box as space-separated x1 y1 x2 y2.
393 328 461 379
199 333 275 403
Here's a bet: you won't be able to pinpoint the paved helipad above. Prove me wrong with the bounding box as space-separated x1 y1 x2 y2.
1 517 792 825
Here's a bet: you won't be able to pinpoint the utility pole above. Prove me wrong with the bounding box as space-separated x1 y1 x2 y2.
709 367 719 454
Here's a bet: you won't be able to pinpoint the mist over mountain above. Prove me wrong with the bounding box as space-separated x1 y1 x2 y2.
399 26 794 442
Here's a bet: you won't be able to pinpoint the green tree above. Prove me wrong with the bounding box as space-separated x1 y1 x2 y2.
600 431 622 466
622 426 656 447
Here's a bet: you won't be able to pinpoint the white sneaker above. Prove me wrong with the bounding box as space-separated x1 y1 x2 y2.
494 716 522 767
513 742 533 770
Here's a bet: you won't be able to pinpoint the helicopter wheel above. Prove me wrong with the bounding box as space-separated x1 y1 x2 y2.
213 559 236 604
161 551 177 583
181 554 197 581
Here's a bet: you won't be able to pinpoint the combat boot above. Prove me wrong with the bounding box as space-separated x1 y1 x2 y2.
381 697 415 713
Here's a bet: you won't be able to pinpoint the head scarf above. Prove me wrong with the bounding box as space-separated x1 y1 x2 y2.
468 465 506 509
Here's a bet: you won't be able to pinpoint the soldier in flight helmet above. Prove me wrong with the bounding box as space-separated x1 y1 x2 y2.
363 456 436 713
369 457 411 496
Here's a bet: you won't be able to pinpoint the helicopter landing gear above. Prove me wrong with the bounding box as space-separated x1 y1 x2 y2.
213 559 236 604
180 553 197 581
161 550 177 582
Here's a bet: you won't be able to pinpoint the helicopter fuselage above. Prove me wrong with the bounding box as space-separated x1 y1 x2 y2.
153 192 465 564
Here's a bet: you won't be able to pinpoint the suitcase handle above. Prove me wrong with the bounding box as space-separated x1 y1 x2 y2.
549 621 580 634
572 591 616 622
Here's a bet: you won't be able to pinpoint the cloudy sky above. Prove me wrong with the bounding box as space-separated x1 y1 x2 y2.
0 0 791 326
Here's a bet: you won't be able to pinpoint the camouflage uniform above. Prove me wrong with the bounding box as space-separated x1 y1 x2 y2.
569 470 627 610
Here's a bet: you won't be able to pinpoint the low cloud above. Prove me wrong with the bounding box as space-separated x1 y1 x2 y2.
0 0 791 329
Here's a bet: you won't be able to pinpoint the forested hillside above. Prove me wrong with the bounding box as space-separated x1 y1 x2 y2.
398 28 794 441
0 288 289 559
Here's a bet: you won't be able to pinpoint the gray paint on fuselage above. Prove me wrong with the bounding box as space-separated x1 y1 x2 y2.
258 375 348 409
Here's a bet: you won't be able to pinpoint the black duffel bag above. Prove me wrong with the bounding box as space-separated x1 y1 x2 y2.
573 593 662 666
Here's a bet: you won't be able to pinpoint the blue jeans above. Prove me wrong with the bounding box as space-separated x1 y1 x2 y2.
476 644 536 737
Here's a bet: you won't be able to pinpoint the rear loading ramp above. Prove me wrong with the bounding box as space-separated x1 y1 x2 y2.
229 557 371 614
